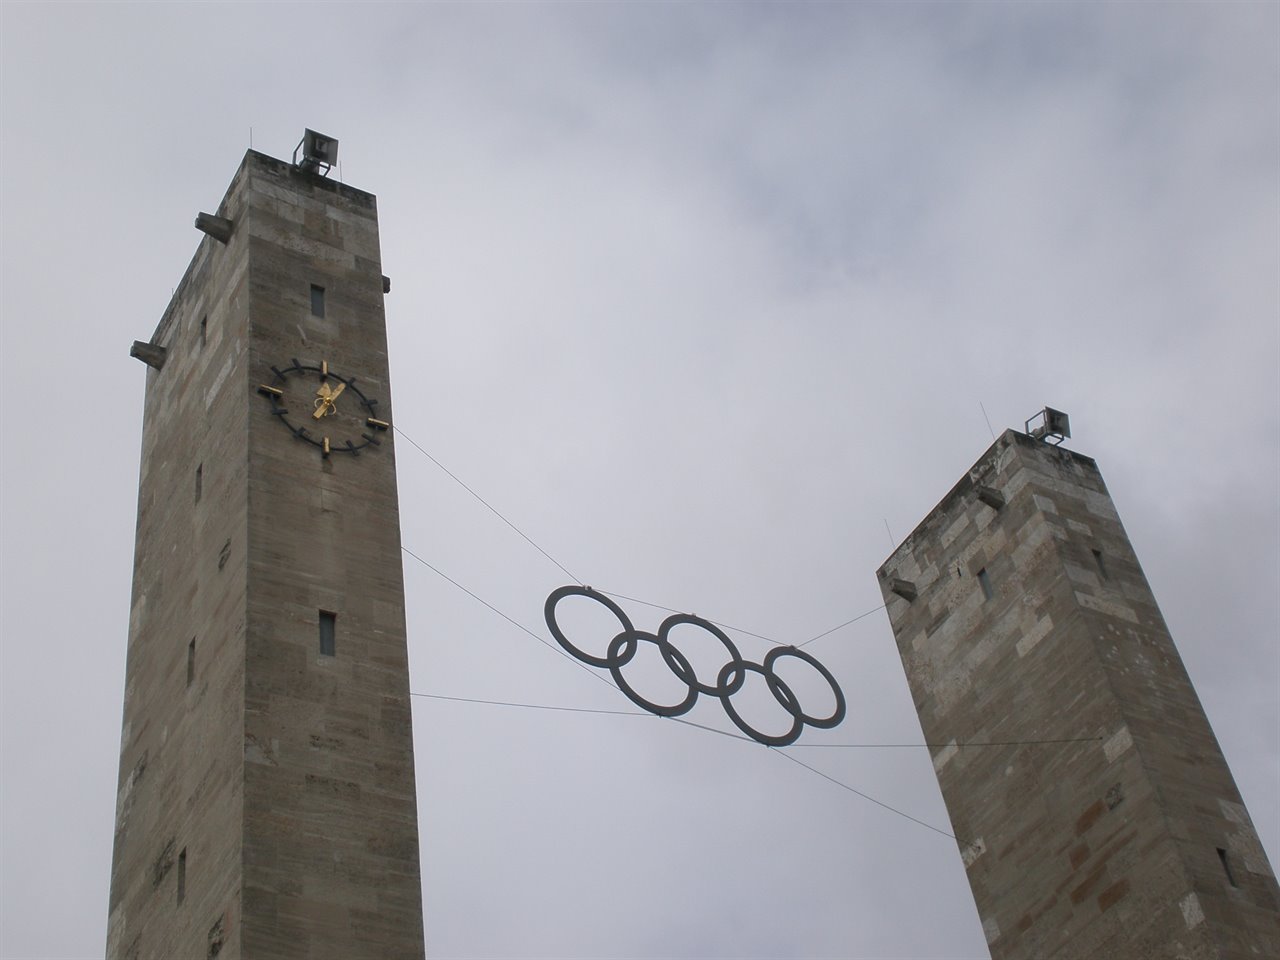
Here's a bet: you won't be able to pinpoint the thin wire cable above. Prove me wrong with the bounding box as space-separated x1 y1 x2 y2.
414 690 1101 751
396 424 894 652
668 715 756 744
395 425 582 584
401 546 614 690
390 431 1041 845
773 748 958 840
391 427 829 647
411 692 645 718
414 687 957 838
789 736 1105 748
404 540 1083 846
796 603 887 648
979 400 997 441
393 425 882 649
598 588 780 646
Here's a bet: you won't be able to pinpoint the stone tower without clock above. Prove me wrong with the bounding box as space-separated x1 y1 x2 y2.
877 423 1278 959
109 138 425 959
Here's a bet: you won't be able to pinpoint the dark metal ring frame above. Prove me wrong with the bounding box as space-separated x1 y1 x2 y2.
264 358 383 455
544 585 846 746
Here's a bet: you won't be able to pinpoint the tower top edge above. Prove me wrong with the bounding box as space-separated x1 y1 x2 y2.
237 148 378 205
877 428 1101 573
145 147 380 345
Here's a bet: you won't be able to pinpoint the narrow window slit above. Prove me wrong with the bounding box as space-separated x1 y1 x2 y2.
1218 847 1238 888
195 463 203 502
310 284 326 318
978 568 994 601
177 848 187 904
1092 548 1109 581
187 638 195 687
319 611 336 657
199 316 207 349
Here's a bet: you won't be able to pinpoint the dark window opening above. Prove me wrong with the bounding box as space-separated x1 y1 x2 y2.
310 284 326 318
195 463 203 503
319 611 336 657
177 848 187 904
1092 548 1109 581
187 638 195 687
978 567 994 601
199 316 207 349
1218 847 1239 888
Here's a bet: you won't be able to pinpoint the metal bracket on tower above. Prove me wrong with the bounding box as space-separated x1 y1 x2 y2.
293 129 338 177
1025 407 1070 445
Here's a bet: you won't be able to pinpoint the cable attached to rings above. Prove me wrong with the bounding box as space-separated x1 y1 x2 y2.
402 551 1096 843
401 546 615 692
395 426 582 585
394 423 886 651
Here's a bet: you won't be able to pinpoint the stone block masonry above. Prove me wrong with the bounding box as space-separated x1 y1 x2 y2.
108 150 425 959
877 430 1278 959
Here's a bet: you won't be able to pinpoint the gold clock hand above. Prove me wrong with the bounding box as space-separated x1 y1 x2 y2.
313 380 345 418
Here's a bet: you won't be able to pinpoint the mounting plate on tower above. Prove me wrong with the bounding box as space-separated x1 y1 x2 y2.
293 129 338 177
1025 407 1071 445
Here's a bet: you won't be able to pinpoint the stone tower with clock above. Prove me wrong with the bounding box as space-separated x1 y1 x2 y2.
877 427 1279 959
109 141 425 959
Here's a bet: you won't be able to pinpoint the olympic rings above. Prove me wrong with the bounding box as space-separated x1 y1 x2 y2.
544 585 846 745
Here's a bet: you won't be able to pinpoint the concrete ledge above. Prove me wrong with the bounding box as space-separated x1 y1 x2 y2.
195 212 234 244
130 340 167 370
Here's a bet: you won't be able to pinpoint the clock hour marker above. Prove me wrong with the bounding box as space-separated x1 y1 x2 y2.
257 385 283 397
366 417 389 431
323 436 331 456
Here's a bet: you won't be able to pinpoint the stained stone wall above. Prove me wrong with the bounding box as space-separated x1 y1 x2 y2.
109 151 424 960
877 430 1279 960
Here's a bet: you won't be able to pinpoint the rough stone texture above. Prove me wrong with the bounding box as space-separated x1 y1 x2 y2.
108 151 425 959
877 430 1279 960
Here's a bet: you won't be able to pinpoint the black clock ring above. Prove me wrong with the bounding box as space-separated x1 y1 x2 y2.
259 358 384 456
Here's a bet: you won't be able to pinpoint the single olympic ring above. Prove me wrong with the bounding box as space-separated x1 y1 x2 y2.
657 614 746 697
764 646 846 730
544 585 638 669
717 660 805 747
543 585 845 745
608 630 698 718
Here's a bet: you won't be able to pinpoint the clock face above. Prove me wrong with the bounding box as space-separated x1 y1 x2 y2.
257 358 389 458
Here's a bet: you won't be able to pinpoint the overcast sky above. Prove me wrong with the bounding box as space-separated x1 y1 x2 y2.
1 3 1277 959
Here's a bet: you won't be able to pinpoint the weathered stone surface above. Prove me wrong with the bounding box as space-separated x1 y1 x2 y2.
877 430 1280 959
108 151 425 959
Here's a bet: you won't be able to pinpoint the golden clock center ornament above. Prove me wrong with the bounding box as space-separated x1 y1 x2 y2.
257 358 390 458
